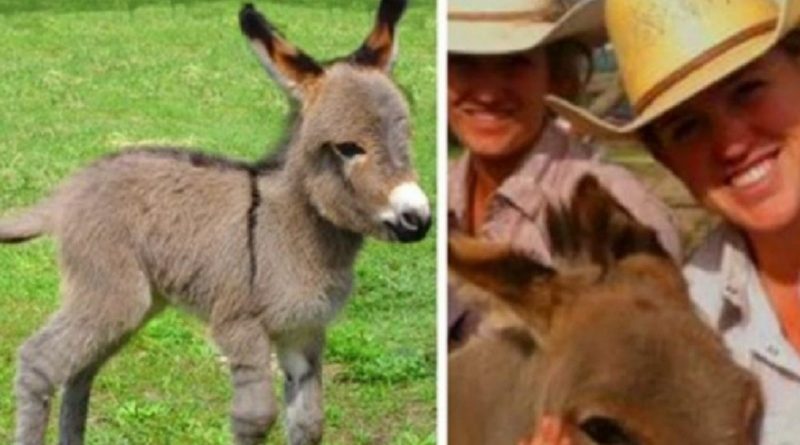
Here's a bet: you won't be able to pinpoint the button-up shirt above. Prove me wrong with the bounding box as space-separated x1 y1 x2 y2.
448 122 682 344
448 122 682 263
685 224 800 445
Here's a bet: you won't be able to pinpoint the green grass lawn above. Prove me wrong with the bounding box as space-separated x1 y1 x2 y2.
0 1 436 443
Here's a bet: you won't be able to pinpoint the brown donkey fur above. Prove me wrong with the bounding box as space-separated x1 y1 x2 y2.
0 1 430 444
448 176 760 445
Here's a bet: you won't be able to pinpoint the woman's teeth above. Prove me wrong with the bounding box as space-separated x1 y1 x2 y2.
731 158 773 188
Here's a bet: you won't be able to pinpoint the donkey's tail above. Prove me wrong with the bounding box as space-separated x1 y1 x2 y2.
0 203 51 244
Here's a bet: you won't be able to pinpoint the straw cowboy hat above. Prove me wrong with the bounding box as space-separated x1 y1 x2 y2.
448 0 606 54
546 0 800 138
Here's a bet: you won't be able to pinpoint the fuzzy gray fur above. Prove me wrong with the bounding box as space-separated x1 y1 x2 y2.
2 2 426 444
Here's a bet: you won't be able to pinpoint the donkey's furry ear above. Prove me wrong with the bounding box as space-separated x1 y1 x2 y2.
350 0 407 71
449 235 556 346
449 235 552 303
550 175 669 267
240 3 323 97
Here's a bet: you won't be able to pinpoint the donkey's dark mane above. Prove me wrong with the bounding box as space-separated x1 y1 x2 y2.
107 105 303 176
252 104 302 172
102 147 276 176
101 147 253 172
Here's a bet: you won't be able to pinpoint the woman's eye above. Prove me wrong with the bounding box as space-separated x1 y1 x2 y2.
664 117 703 145
732 79 767 105
333 142 366 159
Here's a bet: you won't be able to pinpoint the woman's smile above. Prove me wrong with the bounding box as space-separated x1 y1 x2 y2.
459 104 517 128
653 50 800 233
448 50 550 159
723 143 783 204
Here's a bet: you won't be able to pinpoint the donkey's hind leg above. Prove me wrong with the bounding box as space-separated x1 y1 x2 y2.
58 326 143 445
57 362 101 445
14 276 153 445
277 330 325 445
212 318 277 445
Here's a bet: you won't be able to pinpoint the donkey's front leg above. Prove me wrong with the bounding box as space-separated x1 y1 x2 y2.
212 318 277 445
277 330 325 445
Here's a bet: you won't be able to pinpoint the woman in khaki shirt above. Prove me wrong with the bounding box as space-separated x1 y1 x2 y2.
447 0 681 348
544 0 800 443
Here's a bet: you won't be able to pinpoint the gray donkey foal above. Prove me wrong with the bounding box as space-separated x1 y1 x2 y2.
1 1 429 444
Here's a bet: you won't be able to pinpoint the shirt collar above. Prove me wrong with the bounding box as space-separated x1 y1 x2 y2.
447 122 588 230
717 225 751 330
717 225 800 376
494 123 570 218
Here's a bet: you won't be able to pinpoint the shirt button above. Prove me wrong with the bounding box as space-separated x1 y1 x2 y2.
767 345 780 356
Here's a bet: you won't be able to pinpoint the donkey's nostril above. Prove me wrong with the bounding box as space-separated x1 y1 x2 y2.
384 181 430 242
389 210 430 243
400 211 421 230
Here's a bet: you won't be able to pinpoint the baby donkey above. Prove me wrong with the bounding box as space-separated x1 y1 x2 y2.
449 177 759 445
0 1 429 444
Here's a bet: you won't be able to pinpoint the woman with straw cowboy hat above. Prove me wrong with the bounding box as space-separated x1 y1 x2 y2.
447 0 681 349
540 0 800 443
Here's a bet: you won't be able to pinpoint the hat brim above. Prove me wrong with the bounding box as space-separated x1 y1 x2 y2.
448 0 606 55
547 0 800 139
781 0 800 35
546 31 777 138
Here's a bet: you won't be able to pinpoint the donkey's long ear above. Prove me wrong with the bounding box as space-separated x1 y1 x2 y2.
552 175 668 268
350 0 407 71
449 235 556 348
239 4 323 98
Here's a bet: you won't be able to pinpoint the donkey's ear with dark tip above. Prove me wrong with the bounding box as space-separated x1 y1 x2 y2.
449 235 553 303
239 3 323 98
376 0 407 29
448 235 557 348
350 0 408 71
569 175 669 263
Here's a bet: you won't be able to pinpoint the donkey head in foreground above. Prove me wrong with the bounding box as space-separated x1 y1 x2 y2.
240 0 430 242
449 176 760 445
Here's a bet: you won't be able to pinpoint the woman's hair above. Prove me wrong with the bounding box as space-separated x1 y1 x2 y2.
545 39 593 102
779 29 800 57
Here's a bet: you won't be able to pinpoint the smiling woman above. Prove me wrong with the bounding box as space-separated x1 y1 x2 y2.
647 44 800 235
446 0 685 442
448 49 551 162
546 0 800 443
446 0 681 351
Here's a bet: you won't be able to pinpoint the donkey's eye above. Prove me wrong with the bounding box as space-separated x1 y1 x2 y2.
333 142 366 159
579 416 635 445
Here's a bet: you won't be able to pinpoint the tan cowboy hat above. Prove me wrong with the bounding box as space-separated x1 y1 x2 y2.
448 0 606 55
546 0 800 138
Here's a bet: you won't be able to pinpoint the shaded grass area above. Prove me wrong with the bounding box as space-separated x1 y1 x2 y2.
0 1 436 443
